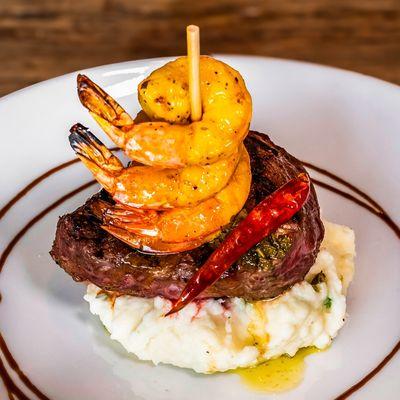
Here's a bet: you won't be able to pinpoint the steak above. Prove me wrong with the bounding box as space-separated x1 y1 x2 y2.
50 131 324 301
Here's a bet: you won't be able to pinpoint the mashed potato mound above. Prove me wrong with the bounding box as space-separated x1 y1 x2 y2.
85 220 355 373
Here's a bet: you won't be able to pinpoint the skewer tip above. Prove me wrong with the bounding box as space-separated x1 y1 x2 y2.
186 24 199 34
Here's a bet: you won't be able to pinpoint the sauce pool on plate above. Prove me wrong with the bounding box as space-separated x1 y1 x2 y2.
233 347 320 392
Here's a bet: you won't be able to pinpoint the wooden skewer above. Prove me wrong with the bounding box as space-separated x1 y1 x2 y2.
186 25 202 121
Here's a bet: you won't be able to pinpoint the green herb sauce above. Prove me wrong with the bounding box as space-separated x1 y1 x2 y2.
209 209 293 271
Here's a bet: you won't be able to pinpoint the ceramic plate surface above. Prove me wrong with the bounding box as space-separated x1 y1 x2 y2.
0 56 399 400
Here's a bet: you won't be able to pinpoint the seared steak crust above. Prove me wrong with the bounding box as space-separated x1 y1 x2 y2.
50 131 324 301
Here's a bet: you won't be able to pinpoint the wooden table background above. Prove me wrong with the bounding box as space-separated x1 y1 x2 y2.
0 0 399 96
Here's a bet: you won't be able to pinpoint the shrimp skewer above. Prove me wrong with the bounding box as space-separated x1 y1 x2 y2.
77 55 252 168
69 124 242 209
72 52 253 253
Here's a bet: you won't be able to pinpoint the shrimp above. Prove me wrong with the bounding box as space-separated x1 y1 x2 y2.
102 148 251 253
77 55 252 168
69 124 241 209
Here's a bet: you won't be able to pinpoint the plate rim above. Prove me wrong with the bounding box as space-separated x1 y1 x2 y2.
0 55 399 106
0 55 399 400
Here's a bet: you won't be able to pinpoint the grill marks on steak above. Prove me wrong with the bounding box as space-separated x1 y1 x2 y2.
50 131 324 301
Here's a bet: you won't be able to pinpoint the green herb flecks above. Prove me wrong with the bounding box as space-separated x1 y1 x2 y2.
323 296 332 310
240 233 292 270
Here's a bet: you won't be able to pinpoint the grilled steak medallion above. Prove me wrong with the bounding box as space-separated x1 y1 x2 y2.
50 131 324 301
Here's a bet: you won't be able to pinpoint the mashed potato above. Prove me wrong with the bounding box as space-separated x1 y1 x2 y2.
85 220 355 373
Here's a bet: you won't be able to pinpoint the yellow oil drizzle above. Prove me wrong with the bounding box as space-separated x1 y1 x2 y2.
233 347 320 393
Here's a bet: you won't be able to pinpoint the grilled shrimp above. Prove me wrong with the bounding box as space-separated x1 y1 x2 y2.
77 55 252 168
102 148 251 253
72 55 253 253
69 124 242 209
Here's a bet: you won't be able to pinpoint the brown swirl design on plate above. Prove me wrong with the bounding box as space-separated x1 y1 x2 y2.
0 159 398 400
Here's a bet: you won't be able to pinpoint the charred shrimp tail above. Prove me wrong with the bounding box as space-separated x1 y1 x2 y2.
69 123 123 192
77 75 134 127
77 75 134 149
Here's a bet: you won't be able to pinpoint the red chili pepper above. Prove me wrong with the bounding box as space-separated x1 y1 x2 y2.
165 173 311 316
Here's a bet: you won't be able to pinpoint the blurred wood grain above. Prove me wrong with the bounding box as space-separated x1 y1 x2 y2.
0 0 399 96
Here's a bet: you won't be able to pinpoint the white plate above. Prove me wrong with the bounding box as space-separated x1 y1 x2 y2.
0 56 399 400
